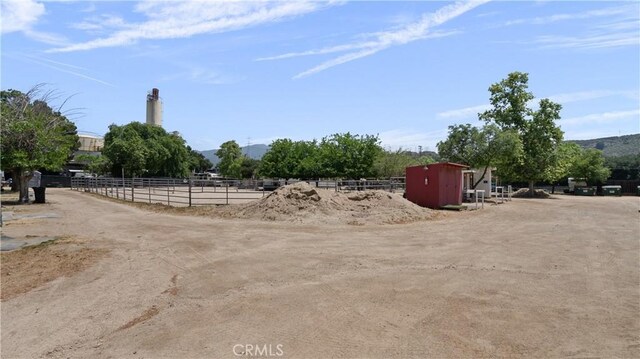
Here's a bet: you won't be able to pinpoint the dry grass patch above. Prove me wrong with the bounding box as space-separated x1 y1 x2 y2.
1 236 108 301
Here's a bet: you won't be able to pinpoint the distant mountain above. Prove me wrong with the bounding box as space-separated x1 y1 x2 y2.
567 134 640 157
199 144 270 166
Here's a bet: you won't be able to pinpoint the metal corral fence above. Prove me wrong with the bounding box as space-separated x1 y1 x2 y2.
71 177 267 207
70 177 406 207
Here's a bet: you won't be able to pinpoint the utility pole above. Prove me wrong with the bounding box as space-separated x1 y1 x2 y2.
247 137 252 158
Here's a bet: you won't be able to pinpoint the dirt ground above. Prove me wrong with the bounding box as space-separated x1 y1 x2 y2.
0 236 108 301
1 189 638 358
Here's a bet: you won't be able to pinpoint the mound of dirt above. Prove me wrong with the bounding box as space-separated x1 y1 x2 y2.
512 188 551 198
220 182 434 225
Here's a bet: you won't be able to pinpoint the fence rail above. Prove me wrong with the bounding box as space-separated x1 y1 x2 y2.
71 177 406 207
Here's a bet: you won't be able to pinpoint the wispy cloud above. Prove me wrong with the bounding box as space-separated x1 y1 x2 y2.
560 109 640 126
504 4 635 26
547 90 638 103
437 104 491 120
437 90 639 120
494 4 640 50
70 14 131 34
379 129 448 150
160 65 243 85
504 4 640 50
49 1 337 53
19 55 116 87
257 30 458 61
277 0 489 79
1 0 44 33
1 0 68 45
534 31 639 50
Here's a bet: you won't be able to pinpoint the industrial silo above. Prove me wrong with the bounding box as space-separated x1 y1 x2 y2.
146 88 163 127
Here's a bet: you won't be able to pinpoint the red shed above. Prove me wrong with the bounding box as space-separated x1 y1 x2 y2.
405 162 467 209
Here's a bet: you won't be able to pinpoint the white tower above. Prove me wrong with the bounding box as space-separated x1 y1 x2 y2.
146 88 163 127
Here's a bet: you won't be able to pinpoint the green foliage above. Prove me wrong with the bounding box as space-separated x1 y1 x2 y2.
605 154 640 180
103 122 190 178
259 134 382 179
259 139 319 179
479 72 564 190
375 149 435 178
544 142 582 184
569 148 611 185
186 146 213 173
216 140 243 178
1 86 79 202
317 133 382 179
437 123 522 187
74 153 109 175
240 157 260 179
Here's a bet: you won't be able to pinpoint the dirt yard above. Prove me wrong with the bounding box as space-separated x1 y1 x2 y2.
1 189 638 358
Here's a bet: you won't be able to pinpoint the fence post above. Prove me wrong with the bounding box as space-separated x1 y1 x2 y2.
167 185 170 206
131 177 135 202
226 182 229 205
188 178 192 207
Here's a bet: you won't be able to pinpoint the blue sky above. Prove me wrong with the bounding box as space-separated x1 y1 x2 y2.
2 0 639 152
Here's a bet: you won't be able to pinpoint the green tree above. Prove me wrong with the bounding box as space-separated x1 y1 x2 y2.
437 123 522 189
569 148 611 185
186 146 213 173
317 133 382 178
259 139 319 179
240 157 260 179
216 140 243 178
543 142 582 187
375 149 435 178
259 139 296 178
605 154 640 180
102 122 190 177
74 153 110 175
1 86 79 202
480 72 564 195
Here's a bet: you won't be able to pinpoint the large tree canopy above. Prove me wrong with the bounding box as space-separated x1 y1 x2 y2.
216 140 243 179
102 122 190 178
569 148 611 185
258 133 382 179
543 142 582 185
479 72 564 194
317 133 382 179
374 149 435 178
259 139 319 179
186 145 213 173
1 86 79 202
437 123 522 189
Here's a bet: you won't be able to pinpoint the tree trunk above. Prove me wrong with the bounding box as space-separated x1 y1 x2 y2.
17 169 33 203
528 180 535 197
471 166 489 189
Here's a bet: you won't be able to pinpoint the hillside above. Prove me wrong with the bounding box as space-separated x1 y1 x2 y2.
199 144 269 165
567 134 640 157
